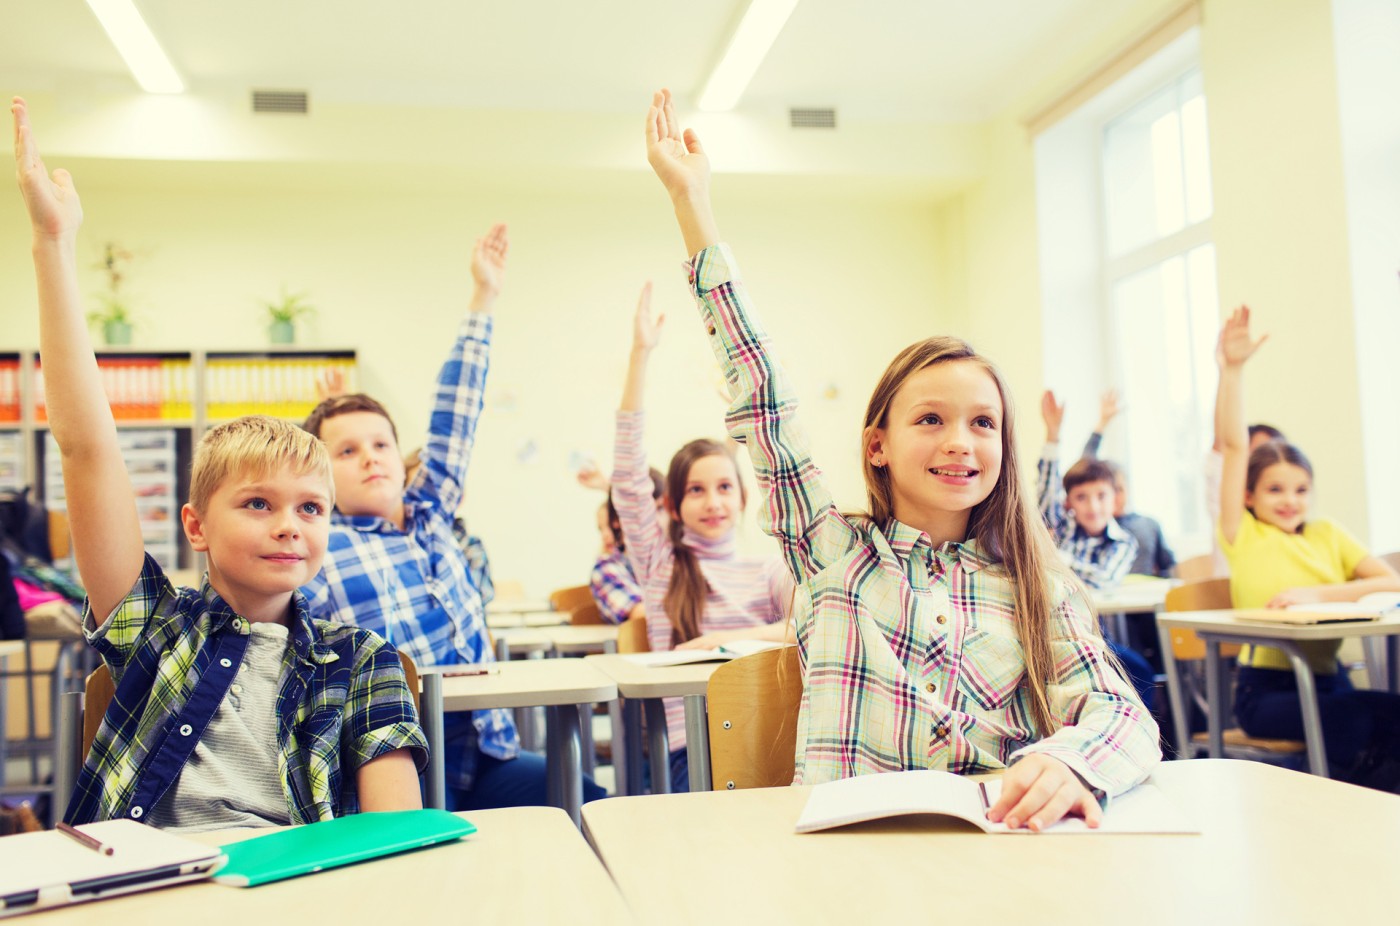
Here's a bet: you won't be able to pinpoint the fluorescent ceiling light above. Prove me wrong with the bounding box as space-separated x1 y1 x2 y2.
85 0 185 94
697 0 800 112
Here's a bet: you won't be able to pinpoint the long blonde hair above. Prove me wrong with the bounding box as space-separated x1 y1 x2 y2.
860 337 1065 736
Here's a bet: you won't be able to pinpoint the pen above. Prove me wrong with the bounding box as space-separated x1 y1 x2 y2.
442 668 493 677
977 781 990 815
57 822 115 856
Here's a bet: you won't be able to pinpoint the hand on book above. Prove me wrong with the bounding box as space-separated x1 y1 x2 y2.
986 755 1101 832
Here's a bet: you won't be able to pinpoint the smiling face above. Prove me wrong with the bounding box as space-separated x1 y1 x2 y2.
182 465 331 618
671 452 743 541
866 359 1004 544
1246 461 1312 534
317 411 407 523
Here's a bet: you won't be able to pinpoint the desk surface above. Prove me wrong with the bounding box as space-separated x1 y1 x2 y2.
0 640 24 658
428 658 617 711
496 624 620 653
27 807 630 925
585 653 720 698
1092 579 1173 614
583 759 1400 924
1159 609 1400 641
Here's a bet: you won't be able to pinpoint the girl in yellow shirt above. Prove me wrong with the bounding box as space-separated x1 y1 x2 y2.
1217 307 1400 789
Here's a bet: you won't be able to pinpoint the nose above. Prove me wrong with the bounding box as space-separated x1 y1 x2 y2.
272 508 301 540
941 421 972 454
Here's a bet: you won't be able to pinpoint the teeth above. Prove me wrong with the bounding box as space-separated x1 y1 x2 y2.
930 468 974 477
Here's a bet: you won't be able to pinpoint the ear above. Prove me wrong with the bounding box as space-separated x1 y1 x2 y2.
864 427 887 468
182 503 210 552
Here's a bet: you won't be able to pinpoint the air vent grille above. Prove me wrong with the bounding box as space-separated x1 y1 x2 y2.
252 90 309 114
789 107 836 129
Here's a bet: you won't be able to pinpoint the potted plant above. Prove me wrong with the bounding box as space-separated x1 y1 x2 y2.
88 243 136 345
263 289 315 344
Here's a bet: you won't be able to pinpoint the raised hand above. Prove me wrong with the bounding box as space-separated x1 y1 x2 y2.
645 88 709 203
1040 390 1066 442
12 97 83 241
1097 389 1121 432
1218 305 1267 368
631 282 664 354
470 223 510 305
315 367 347 402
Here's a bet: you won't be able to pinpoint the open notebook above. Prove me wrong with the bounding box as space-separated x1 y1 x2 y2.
1233 595 1400 625
624 640 789 668
0 820 225 918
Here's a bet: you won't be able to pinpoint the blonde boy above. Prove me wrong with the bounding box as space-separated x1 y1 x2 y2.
13 97 426 828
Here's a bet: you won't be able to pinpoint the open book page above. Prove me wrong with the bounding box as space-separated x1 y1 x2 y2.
796 771 1199 835
623 640 787 668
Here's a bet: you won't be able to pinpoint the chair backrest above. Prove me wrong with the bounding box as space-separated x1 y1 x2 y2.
1164 578 1236 661
706 647 802 791
569 601 605 626
616 616 649 654
1174 554 1218 582
81 651 423 759
1380 551 1400 574
548 584 593 614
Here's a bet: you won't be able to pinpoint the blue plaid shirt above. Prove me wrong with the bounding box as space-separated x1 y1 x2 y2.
302 313 517 764
69 554 426 826
1036 445 1138 590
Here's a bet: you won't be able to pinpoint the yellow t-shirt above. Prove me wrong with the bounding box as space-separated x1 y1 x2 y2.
1218 510 1369 673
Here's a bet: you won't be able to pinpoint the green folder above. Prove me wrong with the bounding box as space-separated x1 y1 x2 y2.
214 809 476 887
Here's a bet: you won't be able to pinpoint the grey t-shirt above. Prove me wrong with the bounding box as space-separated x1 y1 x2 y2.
146 621 293 833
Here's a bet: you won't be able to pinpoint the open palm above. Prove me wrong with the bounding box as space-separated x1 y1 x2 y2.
1219 305 1267 366
12 97 83 239
632 282 664 352
645 88 709 200
471 223 510 296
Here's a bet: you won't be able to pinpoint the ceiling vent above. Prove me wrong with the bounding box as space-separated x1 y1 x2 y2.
252 90 309 114
789 107 836 129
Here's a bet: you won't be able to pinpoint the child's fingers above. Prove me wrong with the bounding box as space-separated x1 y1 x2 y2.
1026 784 1080 832
683 127 705 156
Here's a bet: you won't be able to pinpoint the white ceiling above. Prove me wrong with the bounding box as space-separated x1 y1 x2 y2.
3 0 1152 120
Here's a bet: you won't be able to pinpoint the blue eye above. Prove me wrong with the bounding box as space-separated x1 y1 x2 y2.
301 502 324 516
245 498 269 511
918 414 941 425
974 416 996 429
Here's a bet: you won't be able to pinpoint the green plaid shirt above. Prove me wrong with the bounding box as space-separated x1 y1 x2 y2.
67 554 427 826
688 244 1160 796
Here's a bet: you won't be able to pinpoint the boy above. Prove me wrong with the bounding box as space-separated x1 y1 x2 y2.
300 227 604 810
1079 391 1177 577
12 97 426 829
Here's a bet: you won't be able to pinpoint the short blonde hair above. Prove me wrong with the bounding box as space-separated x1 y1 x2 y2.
189 415 334 513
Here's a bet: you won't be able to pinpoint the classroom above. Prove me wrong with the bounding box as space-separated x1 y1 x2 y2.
2 0 1399 922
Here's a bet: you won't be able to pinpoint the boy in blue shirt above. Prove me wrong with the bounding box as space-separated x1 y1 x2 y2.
301 226 604 810
13 97 426 828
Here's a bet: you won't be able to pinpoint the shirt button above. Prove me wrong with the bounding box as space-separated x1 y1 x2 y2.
130 806 144 819
179 723 193 736
707 325 717 336
220 658 233 668
925 682 937 694
231 684 242 696
936 615 947 625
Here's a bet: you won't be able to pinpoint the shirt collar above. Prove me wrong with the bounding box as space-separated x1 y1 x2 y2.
1072 517 1132 544
883 519 992 574
680 526 737 559
201 580 335 666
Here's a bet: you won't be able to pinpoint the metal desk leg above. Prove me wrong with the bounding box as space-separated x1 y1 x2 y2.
1362 637 1386 690
578 704 595 778
643 699 671 794
0 650 9 787
1157 623 1191 760
52 690 82 823
1388 635 1400 693
1204 640 1225 758
683 694 711 792
546 704 583 828
621 699 644 796
1279 643 1329 778
420 674 446 810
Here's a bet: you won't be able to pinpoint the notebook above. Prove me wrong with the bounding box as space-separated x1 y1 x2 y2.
1233 605 1384 625
213 809 476 887
624 640 789 668
0 819 225 918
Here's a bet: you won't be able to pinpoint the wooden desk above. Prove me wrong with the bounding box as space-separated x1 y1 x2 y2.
1091 578 1173 615
1157 610 1400 776
418 660 617 826
583 759 1400 924
494 624 620 657
28 807 631 925
485 599 564 629
585 654 720 794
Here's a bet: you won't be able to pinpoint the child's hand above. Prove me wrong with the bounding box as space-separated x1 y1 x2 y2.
315 367 347 402
645 88 709 204
576 463 609 492
12 97 83 241
1096 389 1120 432
1040 390 1065 443
1218 305 1267 368
631 282 664 354
1266 587 1325 609
470 223 510 301
987 754 1102 832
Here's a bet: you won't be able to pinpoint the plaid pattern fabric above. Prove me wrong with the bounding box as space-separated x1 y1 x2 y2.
687 244 1159 796
68 554 427 826
590 550 643 625
1036 446 1139 590
302 313 517 761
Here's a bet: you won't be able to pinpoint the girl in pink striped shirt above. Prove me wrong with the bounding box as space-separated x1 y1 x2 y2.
612 282 794 792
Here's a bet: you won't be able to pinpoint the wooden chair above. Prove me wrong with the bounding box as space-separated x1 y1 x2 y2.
617 616 649 654
81 651 423 759
1174 554 1218 582
548 584 593 615
706 647 802 790
569 601 605 626
1162 579 1304 763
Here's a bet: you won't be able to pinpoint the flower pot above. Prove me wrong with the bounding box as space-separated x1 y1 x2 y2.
268 320 296 344
103 320 133 345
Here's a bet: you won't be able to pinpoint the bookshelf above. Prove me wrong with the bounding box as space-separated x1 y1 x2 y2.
4 347 357 573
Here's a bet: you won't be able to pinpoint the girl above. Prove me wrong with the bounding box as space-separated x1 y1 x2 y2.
644 88 1160 830
1216 307 1400 789
612 282 794 791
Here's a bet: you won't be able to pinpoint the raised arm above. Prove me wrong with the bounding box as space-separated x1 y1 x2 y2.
1080 389 1119 460
13 98 142 619
611 284 668 582
414 224 508 514
644 89 851 581
1216 307 1267 545
1036 391 1068 535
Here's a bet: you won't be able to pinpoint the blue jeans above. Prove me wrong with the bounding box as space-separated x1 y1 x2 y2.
667 747 690 793
446 750 607 812
1106 640 1157 711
